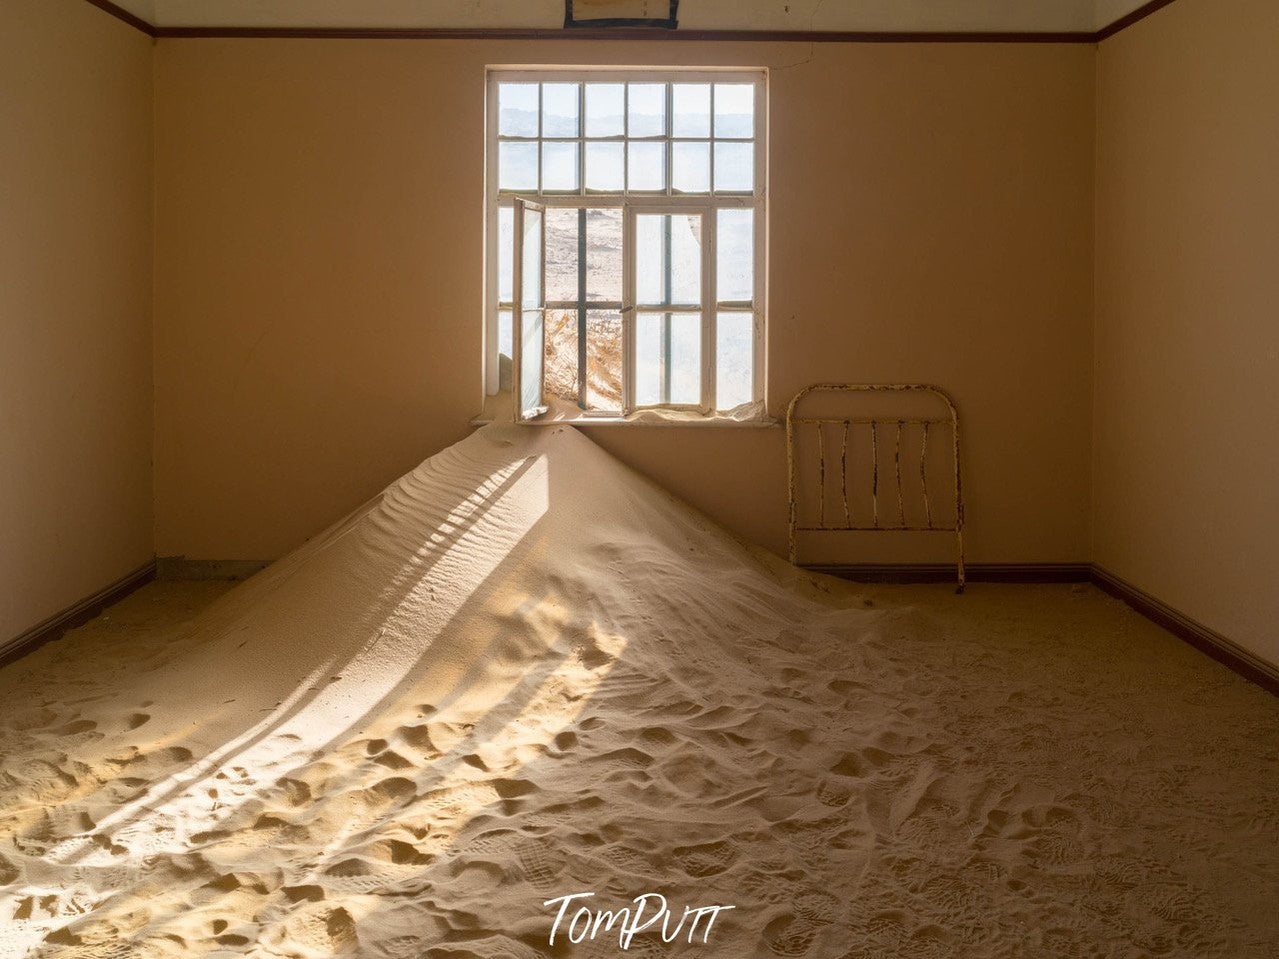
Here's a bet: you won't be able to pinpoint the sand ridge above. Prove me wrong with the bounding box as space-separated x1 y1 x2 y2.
0 424 1276 957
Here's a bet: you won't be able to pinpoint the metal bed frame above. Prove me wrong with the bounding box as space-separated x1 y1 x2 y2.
786 384 966 592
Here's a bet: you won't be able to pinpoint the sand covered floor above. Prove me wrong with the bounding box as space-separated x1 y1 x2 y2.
1 425 1277 958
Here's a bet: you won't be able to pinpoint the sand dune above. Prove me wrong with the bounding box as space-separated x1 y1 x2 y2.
0 425 1276 957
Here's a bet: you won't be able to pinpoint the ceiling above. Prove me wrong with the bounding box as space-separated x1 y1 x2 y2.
108 1 1153 34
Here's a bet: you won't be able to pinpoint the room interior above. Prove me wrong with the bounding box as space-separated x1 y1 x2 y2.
1 0 1275 955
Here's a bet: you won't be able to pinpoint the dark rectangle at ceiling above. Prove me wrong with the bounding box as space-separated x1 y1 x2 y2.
565 0 678 29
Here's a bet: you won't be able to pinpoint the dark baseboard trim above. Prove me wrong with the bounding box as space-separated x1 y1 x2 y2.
1090 566 1279 696
810 562 1091 584
156 556 269 581
77 0 1179 43
81 0 157 37
0 561 157 669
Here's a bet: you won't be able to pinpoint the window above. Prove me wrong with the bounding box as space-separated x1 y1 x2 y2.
484 69 766 422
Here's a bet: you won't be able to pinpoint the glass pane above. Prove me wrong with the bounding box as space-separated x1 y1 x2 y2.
635 312 700 407
585 142 623 192
672 141 710 194
521 206 542 308
585 309 622 412
544 308 579 403
542 141 579 192
635 312 661 407
636 214 701 306
498 309 513 360
716 312 753 410
585 208 622 302
499 83 539 137
628 83 666 137
499 141 538 191
585 83 624 138
669 312 701 405
498 309 512 392
714 83 754 139
636 215 663 305
716 208 753 303
497 206 513 302
520 309 544 413
672 83 711 138
542 83 580 137
627 142 666 192
671 214 702 304
714 141 753 193
545 208 579 303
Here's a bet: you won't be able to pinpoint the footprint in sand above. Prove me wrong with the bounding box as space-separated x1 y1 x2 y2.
444 856 505 895
817 778 853 807
52 719 97 736
395 722 439 755
673 840 737 878
373 750 416 771
515 837 561 891
283 884 325 903
763 912 820 956
277 777 312 806
552 730 577 752
282 903 359 954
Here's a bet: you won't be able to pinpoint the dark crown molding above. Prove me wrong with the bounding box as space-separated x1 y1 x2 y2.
82 0 1178 44
82 0 156 37
1095 0 1181 40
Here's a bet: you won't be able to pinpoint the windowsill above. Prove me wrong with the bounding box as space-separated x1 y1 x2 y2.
470 414 779 429
474 391 777 428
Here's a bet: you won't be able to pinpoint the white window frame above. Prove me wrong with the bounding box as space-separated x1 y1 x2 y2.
483 67 768 421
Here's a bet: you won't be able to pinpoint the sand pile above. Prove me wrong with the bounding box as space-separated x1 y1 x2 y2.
0 424 1276 958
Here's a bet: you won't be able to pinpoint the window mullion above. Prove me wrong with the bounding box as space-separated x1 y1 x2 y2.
577 83 586 196
622 204 636 415
665 82 673 199
702 207 717 414
661 214 672 405
577 207 587 408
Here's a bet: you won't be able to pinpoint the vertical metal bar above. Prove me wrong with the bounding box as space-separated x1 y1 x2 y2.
621 205 636 415
870 420 879 529
895 420 905 528
817 424 826 529
577 82 586 196
576 207 587 408
709 82 716 189
920 421 933 529
840 420 850 528
701 209 716 415
664 81 673 197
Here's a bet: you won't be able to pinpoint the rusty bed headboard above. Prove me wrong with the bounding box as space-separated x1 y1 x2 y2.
786 383 966 592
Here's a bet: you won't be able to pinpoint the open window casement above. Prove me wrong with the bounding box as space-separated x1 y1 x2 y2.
511 198 548 422
509 198 717 422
